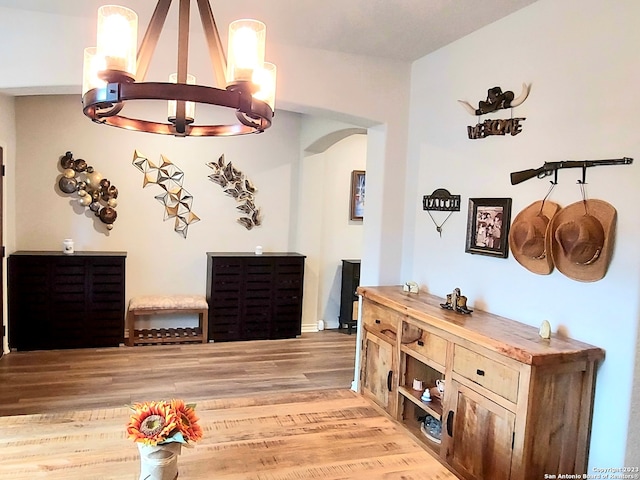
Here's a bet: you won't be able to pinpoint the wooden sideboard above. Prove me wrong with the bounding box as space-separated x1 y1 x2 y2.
206 252 305 341
357 285 604 480
8 251 126 351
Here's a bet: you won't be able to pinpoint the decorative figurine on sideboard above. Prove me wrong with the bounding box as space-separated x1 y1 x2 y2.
403 281 419 294
539 320 552 339
440 287 473 314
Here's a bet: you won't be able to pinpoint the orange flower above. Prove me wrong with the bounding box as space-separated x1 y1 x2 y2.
171 399 203 443
127 400 179 446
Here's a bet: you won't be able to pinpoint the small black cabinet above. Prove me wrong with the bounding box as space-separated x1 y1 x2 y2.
8 251 126 351
339 259 360 334
206 252 305 341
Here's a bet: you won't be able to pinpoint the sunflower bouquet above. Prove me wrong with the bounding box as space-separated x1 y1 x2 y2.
127 399 203 446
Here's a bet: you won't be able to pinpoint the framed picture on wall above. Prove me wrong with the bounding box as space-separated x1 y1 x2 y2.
350 170 366 220
465 197 512 258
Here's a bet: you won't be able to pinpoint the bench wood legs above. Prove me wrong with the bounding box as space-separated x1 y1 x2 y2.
126 308 209 346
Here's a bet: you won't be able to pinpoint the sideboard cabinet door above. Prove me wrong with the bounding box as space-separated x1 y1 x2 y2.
361 331 396 414
443 381 515 480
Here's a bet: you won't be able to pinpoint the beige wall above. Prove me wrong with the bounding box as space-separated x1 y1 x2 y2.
10 96 367 335
295 131 366 330
0 93 16 354
404 0 640 467
14 94 302 306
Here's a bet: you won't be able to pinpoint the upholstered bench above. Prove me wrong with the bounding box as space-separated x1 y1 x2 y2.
126 295 209 346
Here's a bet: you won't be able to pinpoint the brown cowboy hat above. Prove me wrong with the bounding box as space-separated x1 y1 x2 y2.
549 199 616 282
509 200 561 275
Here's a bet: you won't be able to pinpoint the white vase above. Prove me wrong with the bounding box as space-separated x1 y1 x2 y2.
137 442 181 480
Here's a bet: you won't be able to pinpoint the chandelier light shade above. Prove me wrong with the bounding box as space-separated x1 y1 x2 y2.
96 5 138 81
82 0 276 137
226 20 266 85
252 62 277 111
168 73 196 124
82 47 107 97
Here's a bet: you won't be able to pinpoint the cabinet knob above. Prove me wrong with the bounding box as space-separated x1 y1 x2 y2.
476 369 485 376
417 340 424 346
387 370 393 391
375 319 381 324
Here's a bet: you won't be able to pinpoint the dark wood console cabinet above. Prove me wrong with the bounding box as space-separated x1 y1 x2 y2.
8 251 126 351
206 252 305 342
339 259 360 334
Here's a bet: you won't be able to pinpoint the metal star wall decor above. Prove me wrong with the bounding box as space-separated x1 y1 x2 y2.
132 150 200 238
206 154 262 230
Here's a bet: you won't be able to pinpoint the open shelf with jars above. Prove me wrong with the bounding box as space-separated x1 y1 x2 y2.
398 348 445 452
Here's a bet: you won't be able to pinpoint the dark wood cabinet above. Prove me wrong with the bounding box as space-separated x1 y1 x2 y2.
339 259 360 334
206 252 305 341
8 251 126 351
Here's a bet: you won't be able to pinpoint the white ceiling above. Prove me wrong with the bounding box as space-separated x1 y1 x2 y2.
0 0 538 61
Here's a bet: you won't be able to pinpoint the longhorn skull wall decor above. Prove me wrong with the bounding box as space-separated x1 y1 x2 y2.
458 83 531 140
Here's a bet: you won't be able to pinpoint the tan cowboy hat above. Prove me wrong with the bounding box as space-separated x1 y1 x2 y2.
509 200 561 275
549 199 617 282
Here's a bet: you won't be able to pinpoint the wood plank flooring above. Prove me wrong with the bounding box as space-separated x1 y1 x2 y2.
0 330 456 478
0 389 457 479
0 330 357 416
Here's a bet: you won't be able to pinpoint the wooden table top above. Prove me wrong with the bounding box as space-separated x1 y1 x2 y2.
0 389 456 479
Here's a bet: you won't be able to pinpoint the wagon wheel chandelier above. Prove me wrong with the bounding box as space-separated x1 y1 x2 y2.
82 0 276 137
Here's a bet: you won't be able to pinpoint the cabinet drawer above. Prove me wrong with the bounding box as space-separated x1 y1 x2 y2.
402 325 447 366
362 301 401 340
453 345 519 403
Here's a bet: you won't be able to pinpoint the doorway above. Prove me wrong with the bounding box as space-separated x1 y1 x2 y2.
0 146 4 358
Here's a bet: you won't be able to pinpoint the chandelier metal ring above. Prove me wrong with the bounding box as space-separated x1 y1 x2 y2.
81 0 276 137
83 82 273 136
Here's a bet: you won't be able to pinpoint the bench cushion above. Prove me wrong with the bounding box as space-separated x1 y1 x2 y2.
129 294 208 311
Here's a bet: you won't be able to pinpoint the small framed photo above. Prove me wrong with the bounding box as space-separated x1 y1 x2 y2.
465 198 512 258
350 170 365 220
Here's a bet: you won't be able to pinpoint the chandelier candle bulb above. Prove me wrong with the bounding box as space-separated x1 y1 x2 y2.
96 5 138 81
253 62 277 111
168 73 196 123
82 47 106 97
227 20 266 84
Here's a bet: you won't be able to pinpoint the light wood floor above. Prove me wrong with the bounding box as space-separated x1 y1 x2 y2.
0 330 358 416
0 388 457 479
0 330 457 479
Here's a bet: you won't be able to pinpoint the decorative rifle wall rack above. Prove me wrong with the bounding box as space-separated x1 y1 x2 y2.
510 157 633 185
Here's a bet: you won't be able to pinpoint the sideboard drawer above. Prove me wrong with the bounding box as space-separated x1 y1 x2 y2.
402 325 448 366
453 345 519 403
362 300 401 340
